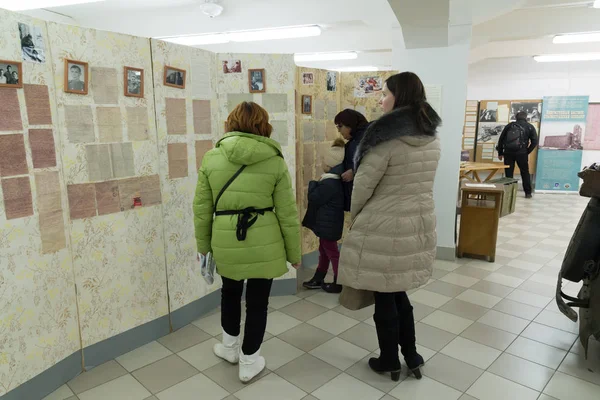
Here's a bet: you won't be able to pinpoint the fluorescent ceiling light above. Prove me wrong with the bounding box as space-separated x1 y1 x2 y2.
160 25 321 46
334 66 379 72
294 52 358 62
594 0 600 8
553 32 600 44
534 53 600 62
0 0 104 10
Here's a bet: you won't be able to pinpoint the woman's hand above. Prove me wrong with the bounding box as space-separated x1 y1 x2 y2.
342 169 354 182
292 262 301 270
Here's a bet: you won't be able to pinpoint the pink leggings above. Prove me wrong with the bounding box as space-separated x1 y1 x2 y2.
316 239 340 277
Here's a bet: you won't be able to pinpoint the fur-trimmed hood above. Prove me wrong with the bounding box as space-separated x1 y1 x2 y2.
354 103 441 167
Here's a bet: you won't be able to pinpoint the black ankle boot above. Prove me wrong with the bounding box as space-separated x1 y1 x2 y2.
321 276 342 293
368 358 401 381
404 353 424 380
303 270 326 290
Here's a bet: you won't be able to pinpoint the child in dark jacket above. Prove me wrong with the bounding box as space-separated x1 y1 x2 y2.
302 139 346 293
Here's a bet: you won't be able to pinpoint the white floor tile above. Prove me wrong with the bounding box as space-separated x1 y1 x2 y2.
558 351 600 386
116 341 172 372
42 384 74 400
521 323 578 351
78 375 151 400
156 374 228 400
307 310 359 336
389 375 462 400
544 372 600 400
235 373 306 400
261 337 304 370
305 292 340 309
441 337 501 369
508 259 544 272
312 373 385 400
433 260 462 272
409 289 452 308
178 338 223 371
265 311 302 336
507 238 538 248
439 273 480 288
192 313 222 336
507 289 552 308
466 372 539 400
269 295 301 310
525 248 558 259
488 353 554 391
484 272 524 288
493 299 542 320
310 338 370 370
477 310 530 335
421 310 473 335
534 310 579 334
456 289 502 308
506 337 567 369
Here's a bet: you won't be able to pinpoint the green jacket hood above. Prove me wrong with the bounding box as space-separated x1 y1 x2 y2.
216 132 282 165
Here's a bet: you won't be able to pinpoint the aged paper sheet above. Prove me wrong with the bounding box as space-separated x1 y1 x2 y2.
34 171 61 215
0 134 28 177
95 180 121 215
0 88 23 131
313 99 326 120
97 107 123 143
65 105 94 143
191 54 212 98
193 100 212 134
166 98 187 135
39 210 66 253
303 121 314 141
227 94 254 113
139 175 162 206
168 143 188 179
2 177 34 220
262 94 288 114
126 106 149 141
314 122 326 142
91 67 119 104
24 84 52 125
195 140 213 171
270 121 288 147
110 142 134 178
326 101 338 120
67 184 97 219
117 178 142 211
29 129 57 168
86 144 113 181
303 143 315 185
326 122 338 141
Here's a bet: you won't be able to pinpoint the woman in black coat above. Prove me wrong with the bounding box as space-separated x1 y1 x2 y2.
302 139 346 293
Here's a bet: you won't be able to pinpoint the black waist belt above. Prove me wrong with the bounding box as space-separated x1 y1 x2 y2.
215 207 274 241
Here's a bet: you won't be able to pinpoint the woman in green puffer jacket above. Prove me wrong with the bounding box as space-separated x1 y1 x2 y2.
193 101 301 383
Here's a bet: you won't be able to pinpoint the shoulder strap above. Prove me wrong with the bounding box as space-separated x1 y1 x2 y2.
214 165 247 211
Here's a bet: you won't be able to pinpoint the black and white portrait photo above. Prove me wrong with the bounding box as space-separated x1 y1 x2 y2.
326 71 337 92
125 67 144 98
18 22 46 63
0 60 22 88
302 72 314 85
248 69 266 93
477 123 506 144
510 102 542 122
302 95 312 115
64 59 88 94
479 108 497 122
164 66 186 89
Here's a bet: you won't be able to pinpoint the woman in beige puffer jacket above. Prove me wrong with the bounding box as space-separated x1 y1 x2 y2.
338 72 441 381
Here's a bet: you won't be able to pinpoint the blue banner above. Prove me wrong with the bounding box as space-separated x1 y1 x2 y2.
536 149 582 192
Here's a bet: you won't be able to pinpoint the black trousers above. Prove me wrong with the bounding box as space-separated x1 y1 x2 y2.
504 153 532 195
373 291 418 363
221 277 273 355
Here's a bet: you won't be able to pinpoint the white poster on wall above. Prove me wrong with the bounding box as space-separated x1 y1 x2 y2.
425 84 442 116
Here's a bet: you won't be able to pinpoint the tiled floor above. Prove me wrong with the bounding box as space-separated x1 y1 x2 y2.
44 194 600 400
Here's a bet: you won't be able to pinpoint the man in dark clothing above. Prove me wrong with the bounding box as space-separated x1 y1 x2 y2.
333 109 371 211
496 111 539 198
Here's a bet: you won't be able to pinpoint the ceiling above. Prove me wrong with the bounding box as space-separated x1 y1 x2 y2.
17 0 600 70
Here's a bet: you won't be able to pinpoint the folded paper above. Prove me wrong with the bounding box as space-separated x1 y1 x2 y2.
110 142 134 178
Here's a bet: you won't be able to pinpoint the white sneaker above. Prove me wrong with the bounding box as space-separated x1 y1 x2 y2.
239 348 266 383
213 330 240 364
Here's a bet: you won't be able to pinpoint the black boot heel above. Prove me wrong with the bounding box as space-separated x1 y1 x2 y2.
409 366 422 380
391 370 401 382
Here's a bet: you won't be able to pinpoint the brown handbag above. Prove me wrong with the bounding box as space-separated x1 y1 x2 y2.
339 286 375 311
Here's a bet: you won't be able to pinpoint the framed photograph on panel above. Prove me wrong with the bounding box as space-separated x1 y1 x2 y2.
0 60 23 88
64 59 88 95
248 69 266 93
164 65 186 89
124 66 144 98
302 95 312 115
302 72 314 85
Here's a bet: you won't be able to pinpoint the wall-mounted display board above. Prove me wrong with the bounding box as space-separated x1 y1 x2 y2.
462 100 478 160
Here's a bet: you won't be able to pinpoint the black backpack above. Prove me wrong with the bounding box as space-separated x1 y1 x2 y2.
504 122 527 152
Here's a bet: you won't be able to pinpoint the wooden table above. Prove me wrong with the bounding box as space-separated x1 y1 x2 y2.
460 162 509 183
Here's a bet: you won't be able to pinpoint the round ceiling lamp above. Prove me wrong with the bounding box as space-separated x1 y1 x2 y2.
199 0 224 18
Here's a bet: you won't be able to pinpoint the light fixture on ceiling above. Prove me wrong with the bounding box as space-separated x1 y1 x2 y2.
160 25 322 46
0 0 104 10
594 0 600 8
294 52 358 62
553 32 600 44
534 53 600 62
199 0 223 18
334 66 380 72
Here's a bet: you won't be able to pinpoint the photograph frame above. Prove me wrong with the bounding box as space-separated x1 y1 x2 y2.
164 65 186 89
302 95 313 115
124 66 144 98
64 59 88 95
248 68 266 94
302 72 314 85
0 60 23 89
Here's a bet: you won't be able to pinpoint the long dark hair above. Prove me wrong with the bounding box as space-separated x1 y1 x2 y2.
385 72 434 134
334 109 369 131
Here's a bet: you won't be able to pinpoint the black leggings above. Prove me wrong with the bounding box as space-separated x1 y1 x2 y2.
373 291 417 361
221 277 273 355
